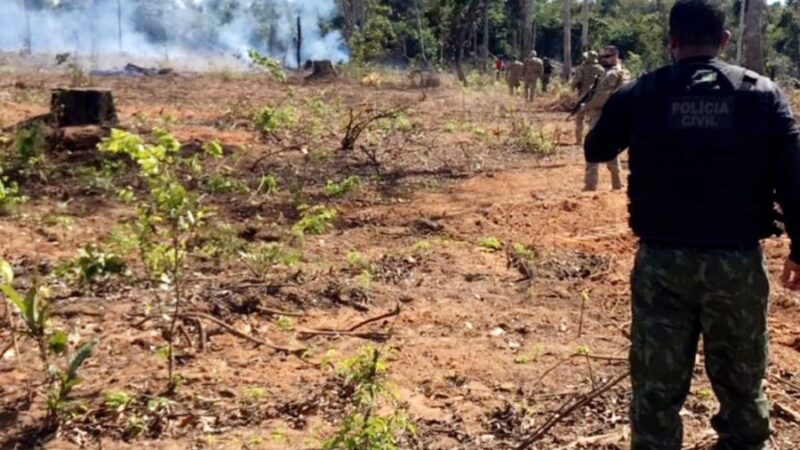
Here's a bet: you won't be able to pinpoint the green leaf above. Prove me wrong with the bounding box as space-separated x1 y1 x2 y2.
1 284 25 315
48 330 69 355
67 341 96 380
0 260 13 284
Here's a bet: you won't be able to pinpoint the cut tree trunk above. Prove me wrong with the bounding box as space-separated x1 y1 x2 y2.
306 60 338 81
743 0 765 73
563 0 572 82
50 88 118 128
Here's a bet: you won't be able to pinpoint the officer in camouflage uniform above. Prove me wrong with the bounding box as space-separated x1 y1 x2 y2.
523 51 544 102
585 1 800 449
506 57 525 96
583 45 626 191
572 50 605 144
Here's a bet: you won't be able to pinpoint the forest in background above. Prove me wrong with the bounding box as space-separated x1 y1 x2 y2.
11 0 800 80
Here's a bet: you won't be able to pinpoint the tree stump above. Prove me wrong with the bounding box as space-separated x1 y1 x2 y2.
50 88 118 128
306 60 338 81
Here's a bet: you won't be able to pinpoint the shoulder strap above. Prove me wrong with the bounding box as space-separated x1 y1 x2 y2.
739 69 759 91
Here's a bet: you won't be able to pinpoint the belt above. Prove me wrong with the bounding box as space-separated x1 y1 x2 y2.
640 239 759 252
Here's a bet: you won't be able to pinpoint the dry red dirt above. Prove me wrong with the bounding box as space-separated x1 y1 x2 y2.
1 68 799 450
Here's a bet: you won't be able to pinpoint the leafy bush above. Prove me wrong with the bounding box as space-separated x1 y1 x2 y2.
253 105 299 134
247 49 287 82
239 242 302 279
10 124 46 175
326 176 361 198
57 244 128 285
0 174 26 215
206 173 249 194
258 174 279 194
324 346 415 450
478 237 503 251
292 205 337 236
512 120 556 156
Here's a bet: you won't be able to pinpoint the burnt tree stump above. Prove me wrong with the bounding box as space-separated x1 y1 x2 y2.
51 88 118 128
306 60 338 81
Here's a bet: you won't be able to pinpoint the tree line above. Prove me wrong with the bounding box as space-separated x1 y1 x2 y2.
17 0 800 82
339 0 800 82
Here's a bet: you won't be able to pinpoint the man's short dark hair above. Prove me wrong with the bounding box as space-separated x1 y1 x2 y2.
669 0 726 47
602 45 620 56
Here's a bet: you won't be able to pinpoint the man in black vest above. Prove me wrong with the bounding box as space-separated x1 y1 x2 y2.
585 0 800 449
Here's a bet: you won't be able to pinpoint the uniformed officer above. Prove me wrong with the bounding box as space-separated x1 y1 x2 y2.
523 51 544 102
583 45 625 191
572 50 605 144
541 57 553 92
585 1 800 449
507 56 525 96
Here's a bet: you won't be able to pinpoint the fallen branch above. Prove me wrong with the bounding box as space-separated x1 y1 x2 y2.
256 306 306 318
773 400 800 424
0 339 15 361
515 370 630 450
249 143 308 170
295 303 401 342
180 312 305 356
348 302 401 332
296 329 390 342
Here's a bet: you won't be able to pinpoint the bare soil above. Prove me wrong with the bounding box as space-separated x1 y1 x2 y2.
1 68 799 450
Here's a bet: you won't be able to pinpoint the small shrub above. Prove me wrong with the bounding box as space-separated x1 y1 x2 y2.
324 346 416 449
292 205 337 236
47 341 96 417
253 106 299 134
346 251 371 271
413 240 431 252
9 124 46 175
247 50 287 82
512 243 536 260
258 174 279 194
206 173 249 194
514 121 556 156
0 175 26 215
239 242 302 279
276 316 294 332
104 390 134 411
326 176 361 198
478 237 503 252
57 244 128 285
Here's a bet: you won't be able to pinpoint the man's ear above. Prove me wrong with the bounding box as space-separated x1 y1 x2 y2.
669 35 679 50
720 30 732 51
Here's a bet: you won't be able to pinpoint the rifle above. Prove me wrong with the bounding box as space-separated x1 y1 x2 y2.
568 74 601 118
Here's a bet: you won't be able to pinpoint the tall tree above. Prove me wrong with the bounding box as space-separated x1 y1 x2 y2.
581 0 589 51
450 0 483 83
563 0 572 81
522 0 534 56
743 0 765 73
737 0 746 64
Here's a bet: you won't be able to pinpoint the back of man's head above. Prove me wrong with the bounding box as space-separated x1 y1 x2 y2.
669 0 726 47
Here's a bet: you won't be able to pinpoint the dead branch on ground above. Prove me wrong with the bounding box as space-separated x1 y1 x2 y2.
515 370 630 450
180 311 305 356
296 303 401 342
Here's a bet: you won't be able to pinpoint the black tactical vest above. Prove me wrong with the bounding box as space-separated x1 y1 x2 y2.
628 58 779 246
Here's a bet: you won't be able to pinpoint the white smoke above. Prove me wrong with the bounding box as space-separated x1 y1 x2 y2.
0 0 349 69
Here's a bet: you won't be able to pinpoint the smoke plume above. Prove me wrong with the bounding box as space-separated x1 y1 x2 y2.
0 0 348 69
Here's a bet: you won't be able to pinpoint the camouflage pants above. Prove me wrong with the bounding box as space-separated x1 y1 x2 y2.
630 243 770 450
575 109 587 144
524 79 538 102
584 158 623 190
